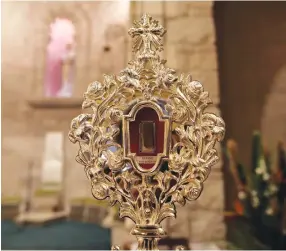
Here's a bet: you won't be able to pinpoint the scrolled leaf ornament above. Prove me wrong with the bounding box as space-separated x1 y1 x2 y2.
69 14 225 251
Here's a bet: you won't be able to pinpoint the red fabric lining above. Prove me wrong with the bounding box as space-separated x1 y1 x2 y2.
130 107 165 170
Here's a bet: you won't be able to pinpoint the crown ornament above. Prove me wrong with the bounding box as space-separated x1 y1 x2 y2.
69 14 225 251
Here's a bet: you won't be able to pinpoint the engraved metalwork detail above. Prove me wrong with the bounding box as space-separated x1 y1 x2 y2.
69 14 225 250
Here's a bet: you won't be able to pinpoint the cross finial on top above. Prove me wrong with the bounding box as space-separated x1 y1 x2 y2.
128 14 166 59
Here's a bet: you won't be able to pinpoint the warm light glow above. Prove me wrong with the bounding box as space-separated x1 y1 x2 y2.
45 18 75 97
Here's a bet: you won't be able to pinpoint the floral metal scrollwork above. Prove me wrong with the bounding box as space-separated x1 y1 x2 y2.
69 14 225 250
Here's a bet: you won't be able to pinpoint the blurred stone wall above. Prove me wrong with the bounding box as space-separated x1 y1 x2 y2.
1 1 130 198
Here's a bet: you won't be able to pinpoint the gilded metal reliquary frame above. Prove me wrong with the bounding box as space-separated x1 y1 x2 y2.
69 14 225 250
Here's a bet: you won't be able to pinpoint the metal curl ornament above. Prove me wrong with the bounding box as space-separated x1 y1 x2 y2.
69 14 225 251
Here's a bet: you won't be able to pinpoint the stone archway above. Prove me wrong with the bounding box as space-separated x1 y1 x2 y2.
261 65 286 152
31 2 91 97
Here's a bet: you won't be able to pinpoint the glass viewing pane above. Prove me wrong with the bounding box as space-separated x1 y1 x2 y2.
140 122 156 153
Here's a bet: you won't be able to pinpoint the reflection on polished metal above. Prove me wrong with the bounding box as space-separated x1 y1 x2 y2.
69 14 225 251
